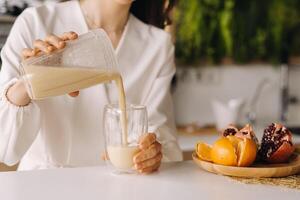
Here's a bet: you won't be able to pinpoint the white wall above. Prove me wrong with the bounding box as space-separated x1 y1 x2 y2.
173 65 300 126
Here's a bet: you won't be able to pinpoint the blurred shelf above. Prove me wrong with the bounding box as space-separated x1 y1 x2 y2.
177 124 218 136
0 15 16 23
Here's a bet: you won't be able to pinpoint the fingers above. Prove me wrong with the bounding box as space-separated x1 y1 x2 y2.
135 153 162 170
139 162 161 174
34 39 55 54
139 133 157 150
134 142 162 163
22 31 78 59
101 151 109 161
134 133 162 173
69 91 80 97
61 31 78 41
45 34 66 49
22 48 37 59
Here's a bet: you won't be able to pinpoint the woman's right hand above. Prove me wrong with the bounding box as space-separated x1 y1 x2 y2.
21 32 78 59
6 32 79 106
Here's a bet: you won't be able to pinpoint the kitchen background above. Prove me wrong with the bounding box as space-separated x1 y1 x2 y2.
173 0 300 129
1 0 300 168
2 0 300 127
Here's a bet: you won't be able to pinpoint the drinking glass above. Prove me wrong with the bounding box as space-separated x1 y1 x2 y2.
104 103 148 174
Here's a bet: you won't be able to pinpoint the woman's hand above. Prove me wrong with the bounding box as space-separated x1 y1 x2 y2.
6 79 31 106
6 32 80 106
133 133 162 174
23 32 80 98
21 32 78 59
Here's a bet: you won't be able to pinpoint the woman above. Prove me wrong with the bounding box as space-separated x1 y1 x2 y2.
0 0 182 172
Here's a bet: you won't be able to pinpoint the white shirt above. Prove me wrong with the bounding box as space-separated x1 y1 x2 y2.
0 1 182 170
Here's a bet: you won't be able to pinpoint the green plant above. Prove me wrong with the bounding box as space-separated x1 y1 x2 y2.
220 0 234 57
174 0 203 63
267 0 300 63
174 0 300 65
174 0 227 64
231 0 269 63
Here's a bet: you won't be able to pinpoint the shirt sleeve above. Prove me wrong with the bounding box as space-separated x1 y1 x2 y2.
144 36 183 162
0 9 41 166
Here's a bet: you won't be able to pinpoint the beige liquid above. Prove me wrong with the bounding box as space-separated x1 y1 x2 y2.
107 146 139 170
23 65 128 144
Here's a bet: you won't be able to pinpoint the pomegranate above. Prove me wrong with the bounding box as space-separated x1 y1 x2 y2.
222 124 259 146
258 123 295 163
222 125 239 137
236 124 259 146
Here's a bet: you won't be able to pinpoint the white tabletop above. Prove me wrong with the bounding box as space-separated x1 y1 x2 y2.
0 161 298 200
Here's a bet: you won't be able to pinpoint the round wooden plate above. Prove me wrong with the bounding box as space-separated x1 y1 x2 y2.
192 153 300 178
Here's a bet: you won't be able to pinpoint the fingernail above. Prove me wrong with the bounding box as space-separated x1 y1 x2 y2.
47 46 55 52
133 157 137 163
58 41 66 49
70 33 78 40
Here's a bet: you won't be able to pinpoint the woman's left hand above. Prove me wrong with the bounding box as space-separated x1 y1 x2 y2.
133 133 162 174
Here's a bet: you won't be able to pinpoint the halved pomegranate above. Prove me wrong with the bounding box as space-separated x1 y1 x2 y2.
236 124 259 146
258 123 295 163
222 124 239 137
222 124 259 146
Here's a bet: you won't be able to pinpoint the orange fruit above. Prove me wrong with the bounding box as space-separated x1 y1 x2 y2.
195 142 212 162
237 138 257 167
211 137 238 166
210 136 257 167
195 135 257 167
226 135 242 148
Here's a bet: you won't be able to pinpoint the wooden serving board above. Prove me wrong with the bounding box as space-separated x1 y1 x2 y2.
192 153 300 178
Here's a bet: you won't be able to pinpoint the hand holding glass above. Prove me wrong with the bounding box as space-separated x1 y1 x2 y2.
104 103 148 173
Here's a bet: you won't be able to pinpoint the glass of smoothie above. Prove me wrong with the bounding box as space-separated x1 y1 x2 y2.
104 103 148 174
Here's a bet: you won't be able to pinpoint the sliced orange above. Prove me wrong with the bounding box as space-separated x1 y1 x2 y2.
226 135 242 148
195 142 212 162
195 136 257 167
211 137 238 166
237 138 257 167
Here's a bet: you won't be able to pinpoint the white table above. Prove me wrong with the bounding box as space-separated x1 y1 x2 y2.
0 161 298 200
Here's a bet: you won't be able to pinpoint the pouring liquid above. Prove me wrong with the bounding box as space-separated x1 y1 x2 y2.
23 65 128 145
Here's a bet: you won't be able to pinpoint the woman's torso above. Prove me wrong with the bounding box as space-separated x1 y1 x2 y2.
17 0 173 170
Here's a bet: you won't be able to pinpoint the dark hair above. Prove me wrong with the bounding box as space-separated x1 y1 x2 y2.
130 0 176 29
